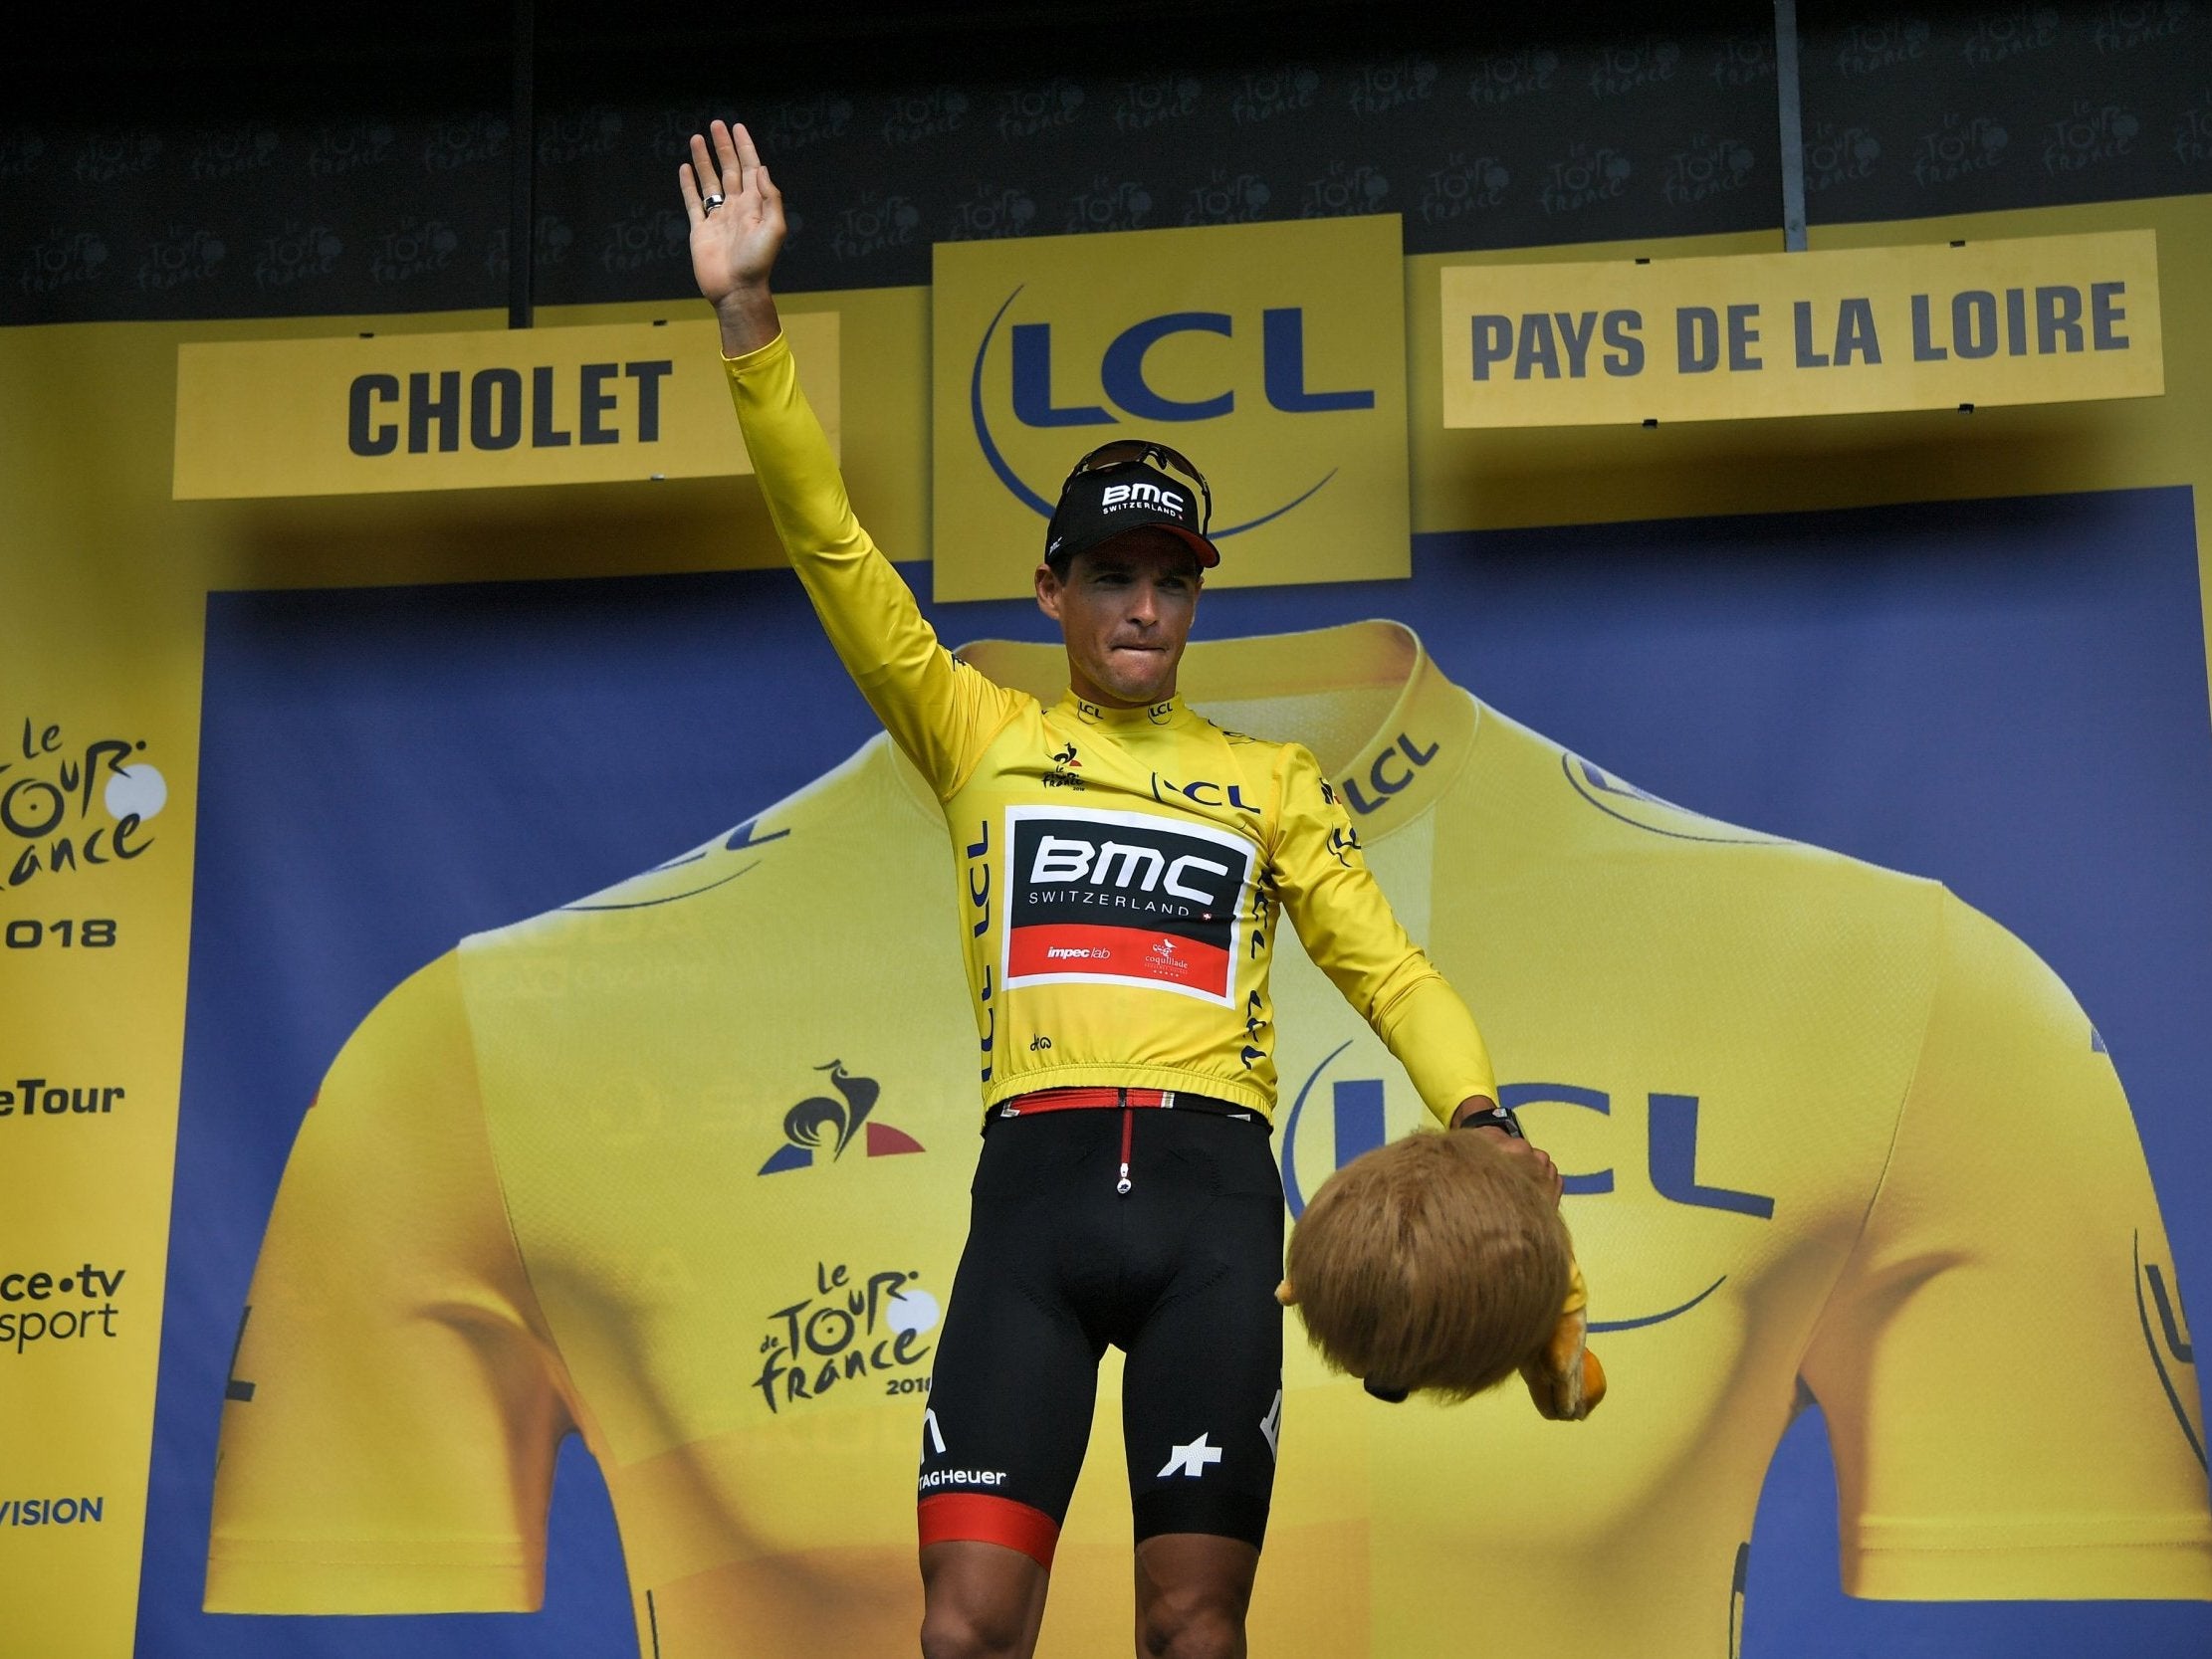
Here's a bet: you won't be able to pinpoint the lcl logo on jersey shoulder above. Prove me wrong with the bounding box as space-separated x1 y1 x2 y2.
1151 771 1259 813
1338 730 1438 817
1002 804 1255 1005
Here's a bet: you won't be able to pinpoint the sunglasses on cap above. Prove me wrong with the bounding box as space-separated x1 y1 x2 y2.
1061 439 1215 535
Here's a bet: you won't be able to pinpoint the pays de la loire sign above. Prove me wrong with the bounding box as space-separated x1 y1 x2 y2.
172 312 839 499
1439 230 2161 427
932 215 1409 601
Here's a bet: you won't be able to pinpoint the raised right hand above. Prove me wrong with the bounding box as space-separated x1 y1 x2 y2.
680 119 784 351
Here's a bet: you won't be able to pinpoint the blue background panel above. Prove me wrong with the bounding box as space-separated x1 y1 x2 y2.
141 487 2211 1655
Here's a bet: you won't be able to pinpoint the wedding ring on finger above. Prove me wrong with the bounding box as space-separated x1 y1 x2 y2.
703 193 726 213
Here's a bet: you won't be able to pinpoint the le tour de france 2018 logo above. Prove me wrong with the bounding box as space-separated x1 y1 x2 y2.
2 716 164 895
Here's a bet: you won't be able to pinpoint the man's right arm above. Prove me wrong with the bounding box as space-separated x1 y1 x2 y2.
683 119 1012 796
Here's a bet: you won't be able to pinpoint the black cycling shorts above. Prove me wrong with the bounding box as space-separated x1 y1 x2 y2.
915 1101 1285 1567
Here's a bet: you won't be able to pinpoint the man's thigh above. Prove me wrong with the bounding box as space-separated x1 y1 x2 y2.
1120 1116 1286 1551
919 1115 1115 1565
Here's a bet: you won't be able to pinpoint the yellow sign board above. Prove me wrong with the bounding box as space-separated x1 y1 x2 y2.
1439 230 2161 427
172 313 839 499
932 216 1409 601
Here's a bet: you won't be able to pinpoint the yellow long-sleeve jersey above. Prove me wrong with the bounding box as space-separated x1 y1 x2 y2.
725 329 1493 1123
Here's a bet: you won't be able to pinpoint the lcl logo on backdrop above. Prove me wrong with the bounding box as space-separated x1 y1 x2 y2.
1280 1041 1778 1335
930 214 1412 601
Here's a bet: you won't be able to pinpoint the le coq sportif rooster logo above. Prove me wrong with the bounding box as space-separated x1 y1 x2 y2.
758 1061 925 1174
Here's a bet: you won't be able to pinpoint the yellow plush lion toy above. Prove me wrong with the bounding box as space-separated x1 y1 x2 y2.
1278 1129 1605 1418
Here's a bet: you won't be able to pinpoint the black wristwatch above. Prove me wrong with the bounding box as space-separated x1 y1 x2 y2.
1452 1101 1524 1140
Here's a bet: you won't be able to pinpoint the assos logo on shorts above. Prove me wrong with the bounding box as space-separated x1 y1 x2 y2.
1003 805 1254 1006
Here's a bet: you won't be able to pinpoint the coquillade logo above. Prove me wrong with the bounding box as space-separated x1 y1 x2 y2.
930 215 1411 601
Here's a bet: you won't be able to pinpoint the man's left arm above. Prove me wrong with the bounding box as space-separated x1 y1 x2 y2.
1268 741 1502 1132
1272 741 1588 1412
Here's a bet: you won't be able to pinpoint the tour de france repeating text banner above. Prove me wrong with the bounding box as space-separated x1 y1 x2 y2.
931 214 1409 601
1439 229 2163 426
172 314 841 500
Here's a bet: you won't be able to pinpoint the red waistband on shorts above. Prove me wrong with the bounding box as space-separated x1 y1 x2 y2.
1002 1086 1177 1115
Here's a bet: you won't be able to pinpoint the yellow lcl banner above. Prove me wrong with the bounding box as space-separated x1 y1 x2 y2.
172 313 840 499
1440 229 2162 427
932 215 1409 601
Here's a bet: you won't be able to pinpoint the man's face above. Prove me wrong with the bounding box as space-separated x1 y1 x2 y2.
1033 529 1204 707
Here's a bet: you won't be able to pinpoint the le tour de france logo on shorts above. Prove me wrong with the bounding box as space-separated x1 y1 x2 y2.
930 214 1411 601
1002 805 1255 1006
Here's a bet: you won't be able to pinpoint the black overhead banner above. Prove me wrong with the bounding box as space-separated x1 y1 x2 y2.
9 5 2212 325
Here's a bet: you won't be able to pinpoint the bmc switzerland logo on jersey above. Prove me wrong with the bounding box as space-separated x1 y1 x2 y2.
1003 804 1255 1006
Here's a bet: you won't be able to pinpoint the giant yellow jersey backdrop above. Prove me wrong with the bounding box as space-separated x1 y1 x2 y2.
208 621 2210 1657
